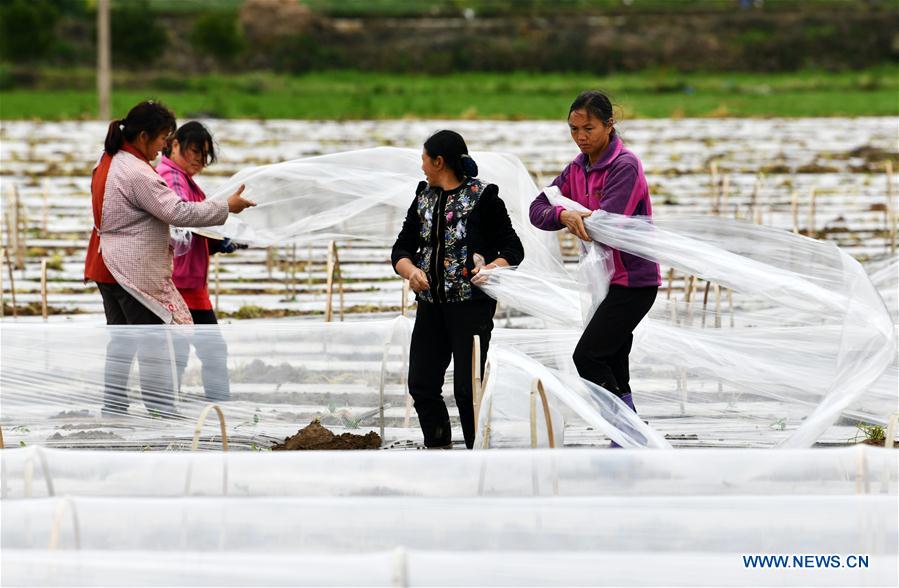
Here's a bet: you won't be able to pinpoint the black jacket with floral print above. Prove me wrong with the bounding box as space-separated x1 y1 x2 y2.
391 178 525 303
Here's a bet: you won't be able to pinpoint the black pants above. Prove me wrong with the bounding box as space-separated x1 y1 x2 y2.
98 282 176 415
173 309 231 402
572 285 658 397
408 298 496 449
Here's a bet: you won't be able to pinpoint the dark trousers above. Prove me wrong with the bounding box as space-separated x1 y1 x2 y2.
173 309 231 402
97 282 177 415
408 298 496 449
572 285 658 397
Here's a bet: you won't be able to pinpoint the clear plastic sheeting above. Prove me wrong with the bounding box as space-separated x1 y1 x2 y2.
1 447 896 586
475 347 670 449
171 146 893 447
0 319 413 450
477 202 895 447
3 446 895 499
1 319 663 450
199 146 562 274
3 548 896 587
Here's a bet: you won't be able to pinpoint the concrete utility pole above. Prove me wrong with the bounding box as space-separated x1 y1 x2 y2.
97 0 111 121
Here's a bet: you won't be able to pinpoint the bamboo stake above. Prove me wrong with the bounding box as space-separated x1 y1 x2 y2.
291 243 297 299
529 378 555 449
13 184 25 271
886 160 896 255
379 343 389 443
324 240 344 322
721 175 730 216
325 241 336 322
307 243 313 292
0 248 4 319
334 243 343 322
665 267 675 300
710 161 719 215
701 280 711 328
401 279 410 317
791 190 799 234
213 255 220 313
727 288 735 328
472 335 482 430
190 404 229 451
42 180 49 235
684 275 696 303
714 284 721 329
265 246 274 279
3 247 17 318
40 259 48 320
807 186 817 237
884 411 899 451
0 424 4 449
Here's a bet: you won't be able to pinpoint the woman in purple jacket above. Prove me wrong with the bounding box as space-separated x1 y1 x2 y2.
529 91 661 423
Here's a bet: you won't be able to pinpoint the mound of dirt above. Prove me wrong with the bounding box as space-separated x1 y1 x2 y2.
272 419 381 450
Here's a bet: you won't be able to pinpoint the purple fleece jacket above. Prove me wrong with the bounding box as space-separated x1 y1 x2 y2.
529 135 661 288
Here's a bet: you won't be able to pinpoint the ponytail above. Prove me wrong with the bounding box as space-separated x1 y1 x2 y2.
104 119 126 155
103 100 176 156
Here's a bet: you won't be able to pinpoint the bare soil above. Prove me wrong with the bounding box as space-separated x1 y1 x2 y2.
272 419 381 450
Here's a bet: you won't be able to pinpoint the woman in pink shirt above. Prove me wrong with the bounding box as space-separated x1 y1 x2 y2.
158 121 242 401
529 91 661 438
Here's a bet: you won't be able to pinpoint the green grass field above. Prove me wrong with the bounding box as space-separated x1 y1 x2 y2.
1 67 896 120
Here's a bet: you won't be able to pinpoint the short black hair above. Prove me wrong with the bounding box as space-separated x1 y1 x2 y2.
569 90 615 130
163 120 217 167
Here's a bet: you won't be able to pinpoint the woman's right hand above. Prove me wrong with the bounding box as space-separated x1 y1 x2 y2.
227 184 256 214
560 209 592 241
406 268 431 293
396 258 430 292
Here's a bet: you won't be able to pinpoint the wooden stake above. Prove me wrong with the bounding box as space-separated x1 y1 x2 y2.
713 284 721 329
666 267 675 300
213 255 220 313
727 288 735 328
14 184 25 271
701 280 711 328
3 247 16 318
472 335 482 430
325 241 335 322
710 161 719 215
40 259 48 320
529 378 555 449
290 243 297 299
721 175 730 216
401 279 410 317
791 190 799 234
42 181 49 235
265 246 274 279
886 160 896 255
324 240 344 322
807 186 817 237
684 275 696 303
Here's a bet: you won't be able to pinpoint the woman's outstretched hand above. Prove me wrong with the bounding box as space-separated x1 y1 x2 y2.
560 209 592 241
227 184 256 214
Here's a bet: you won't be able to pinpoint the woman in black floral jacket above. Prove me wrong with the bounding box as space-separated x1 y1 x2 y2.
392 130 524 449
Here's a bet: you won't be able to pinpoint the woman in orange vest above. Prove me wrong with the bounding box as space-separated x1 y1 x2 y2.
85 100 254 417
